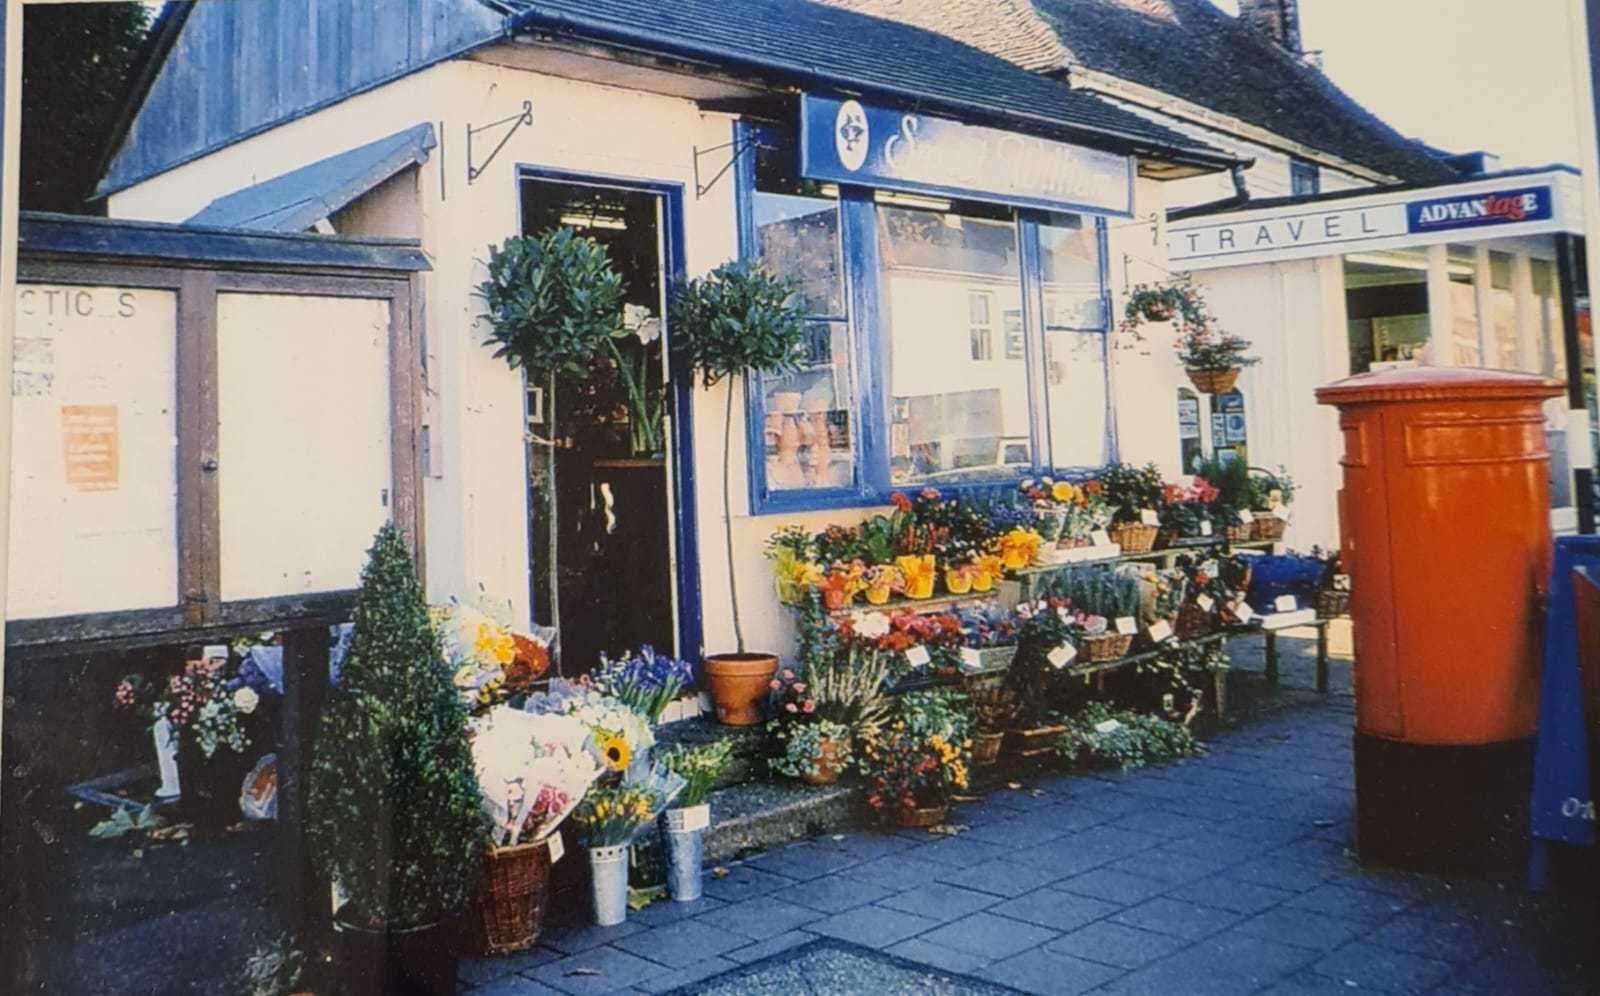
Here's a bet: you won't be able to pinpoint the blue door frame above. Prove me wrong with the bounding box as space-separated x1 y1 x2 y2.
516 165 704 661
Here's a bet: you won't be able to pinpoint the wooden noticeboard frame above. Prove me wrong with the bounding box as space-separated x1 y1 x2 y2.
8 227 428 659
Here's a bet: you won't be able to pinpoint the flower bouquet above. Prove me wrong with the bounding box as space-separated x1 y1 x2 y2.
818 561 866 610
573 765 682 925
524 680 656 779
858 722 970 827
996 528 1043 571
436 599 555 713
592 646 694 724
954 604 1020 675
656 740 733 900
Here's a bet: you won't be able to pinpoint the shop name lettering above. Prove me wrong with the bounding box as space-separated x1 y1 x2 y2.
1406 187 1551 232
1174 209 1396 257
17 286 137 318
1561 796 1597 823
883 115 1111 201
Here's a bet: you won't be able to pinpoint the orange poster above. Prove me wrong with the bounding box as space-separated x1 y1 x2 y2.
61 404 120 491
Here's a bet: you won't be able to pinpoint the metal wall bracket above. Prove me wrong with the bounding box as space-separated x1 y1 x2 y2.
467 100 534 185
693 135 759 199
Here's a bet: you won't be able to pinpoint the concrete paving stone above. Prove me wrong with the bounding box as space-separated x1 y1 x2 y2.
988 887 1121 932
699 865 796 904
460 947 562 986
902 835 1017 869
538 920 648 956
935 857 1066 897
885 936 994 975
822 831 919 861
1434 949 1596 996
1328 868 1451 903
1101 843 1243 884
612 919 750 969
1109 896 1243 940
772 873 894 913
1054 867 1171 904
1212 815 1315 846
986 788 1071 814
1042 920 1190 969
916 910 1061 960
1309 939 1455 993
627 894 727 928
841 853 948 891
977 946 1125 995
1162 829 1281 863
1363 911 1514 962
470 975 569 996
744 841 862 880
1286 883 1411 923
719 929 818 965
1229 855 1342 893
690 894 823 941
528 945 665 996
805 904 941 949
1108 776 1197 802
1157 793 1253 823
1100 953 1280 996
1254 972 1391 996
1165 873 1297 915
627 956 739 994
1231 905 1372 952
876 881 1001 922
959 815 1072 847
1105 809 1219 839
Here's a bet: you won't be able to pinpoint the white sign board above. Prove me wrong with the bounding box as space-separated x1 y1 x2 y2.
8 285 178 618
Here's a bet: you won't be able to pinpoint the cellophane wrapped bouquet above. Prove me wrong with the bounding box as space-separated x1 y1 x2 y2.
524 679 657 779
470 705 600 848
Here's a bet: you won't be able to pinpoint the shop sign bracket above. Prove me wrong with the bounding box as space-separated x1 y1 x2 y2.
693 135 758 199
467 100 534 185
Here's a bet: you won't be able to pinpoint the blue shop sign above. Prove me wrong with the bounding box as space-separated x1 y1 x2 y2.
1406 185 1552 234
800 94 1134 217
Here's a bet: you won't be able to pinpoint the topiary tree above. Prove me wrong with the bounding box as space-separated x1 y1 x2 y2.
307 523 485 930
476 228 626 378
670 260 808 653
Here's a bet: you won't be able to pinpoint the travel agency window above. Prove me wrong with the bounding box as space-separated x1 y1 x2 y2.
737 98 1130 513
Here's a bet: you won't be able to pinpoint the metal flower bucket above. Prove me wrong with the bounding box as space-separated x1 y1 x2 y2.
588 844 630 926
659 803 711 902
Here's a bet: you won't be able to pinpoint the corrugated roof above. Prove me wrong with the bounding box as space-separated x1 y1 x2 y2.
186 123 436 232
495 0 1237 168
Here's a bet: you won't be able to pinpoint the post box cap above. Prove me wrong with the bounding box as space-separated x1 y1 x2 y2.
1315 366 1563 406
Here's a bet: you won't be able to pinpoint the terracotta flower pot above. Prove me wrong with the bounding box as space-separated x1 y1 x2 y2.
703 653 779 726
801 736 849 786
896 803 948 828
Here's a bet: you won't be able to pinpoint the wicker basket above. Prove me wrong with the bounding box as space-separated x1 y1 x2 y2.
1186 367 1240 394
1224 523 1254 543
1081 631 1134 662
1252 512 1287 541
1176 600 1217 640
1316 589 1350 619
471 840 552 955
1109 521 1159 554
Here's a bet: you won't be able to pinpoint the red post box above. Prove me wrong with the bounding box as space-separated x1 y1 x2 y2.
1316 366 1563 874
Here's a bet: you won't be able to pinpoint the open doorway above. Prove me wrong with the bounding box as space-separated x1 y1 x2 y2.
521 174 683 675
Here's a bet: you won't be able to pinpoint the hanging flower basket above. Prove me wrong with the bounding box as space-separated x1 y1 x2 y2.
1187 367 1241 394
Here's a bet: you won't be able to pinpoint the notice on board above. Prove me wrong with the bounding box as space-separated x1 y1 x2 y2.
60 404 119 491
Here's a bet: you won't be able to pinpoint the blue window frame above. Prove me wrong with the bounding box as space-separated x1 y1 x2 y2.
1291 158 1321 197
736 120 1111 514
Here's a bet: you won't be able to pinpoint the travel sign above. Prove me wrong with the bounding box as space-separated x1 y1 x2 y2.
800 94 1134 217
1169 181 1565 268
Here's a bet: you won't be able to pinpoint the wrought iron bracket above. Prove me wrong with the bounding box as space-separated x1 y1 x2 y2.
467 100 534 185
693 135 759 199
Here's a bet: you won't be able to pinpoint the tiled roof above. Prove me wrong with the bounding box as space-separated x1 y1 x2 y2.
495 0 1235 168
822 0 1457 185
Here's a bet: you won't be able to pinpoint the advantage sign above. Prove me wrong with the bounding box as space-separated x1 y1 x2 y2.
801 94 1134 216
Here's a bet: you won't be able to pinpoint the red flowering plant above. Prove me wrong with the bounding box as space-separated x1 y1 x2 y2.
837 609 964 676
1160 476 1222 540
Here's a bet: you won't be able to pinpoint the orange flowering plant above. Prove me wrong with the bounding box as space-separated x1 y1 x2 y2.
858 721 970 819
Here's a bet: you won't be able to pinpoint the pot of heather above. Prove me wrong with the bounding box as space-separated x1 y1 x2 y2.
671 261 809 726
307 525 487 996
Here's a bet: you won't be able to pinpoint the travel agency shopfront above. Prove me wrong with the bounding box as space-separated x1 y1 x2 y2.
96 0 1239 665
1167 167 1595 546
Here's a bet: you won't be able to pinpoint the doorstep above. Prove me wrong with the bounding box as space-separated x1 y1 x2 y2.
635 778 862 873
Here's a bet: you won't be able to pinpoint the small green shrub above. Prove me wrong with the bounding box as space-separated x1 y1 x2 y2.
1053 703 1201 772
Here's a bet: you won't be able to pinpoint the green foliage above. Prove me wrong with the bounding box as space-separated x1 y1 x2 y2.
669 259 809 387
476 228 626 378
1194 455 1252 516
1247 465 1298 509
1047 566 1141 619
1052 703 1201 772
659 739 735 809
770 720 853 780
240 934 305 996
1119 280 1210 333
894 688 973 745
87 804 163 839
1098 462 1166 523
307 524 486 929
22 3 150 212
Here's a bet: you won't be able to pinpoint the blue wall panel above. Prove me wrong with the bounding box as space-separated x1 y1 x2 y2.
101 0 508 196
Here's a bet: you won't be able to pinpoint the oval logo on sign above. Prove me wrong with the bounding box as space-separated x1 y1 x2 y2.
834 100 869 172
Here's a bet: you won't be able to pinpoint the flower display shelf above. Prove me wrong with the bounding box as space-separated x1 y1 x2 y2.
1006 539 1277 601
823 589 998 619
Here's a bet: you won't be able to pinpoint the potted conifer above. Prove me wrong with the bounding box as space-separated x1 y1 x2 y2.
308 523 486 996
670 260 807 725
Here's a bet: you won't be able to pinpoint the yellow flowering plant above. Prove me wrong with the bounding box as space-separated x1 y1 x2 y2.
857 721 971 819
572 784 661 847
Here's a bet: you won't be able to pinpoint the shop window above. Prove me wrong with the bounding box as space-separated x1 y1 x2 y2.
1487 251 1519 370
1040 215 1111 468
1211 389 1249 465
1177 388 1204 473
1291 159 1321 196
1447 244 1483 366
748 124 856 494
737 124 1111 510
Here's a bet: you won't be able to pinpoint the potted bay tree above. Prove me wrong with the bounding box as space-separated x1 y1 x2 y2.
307 523 486 996
670 260 807 725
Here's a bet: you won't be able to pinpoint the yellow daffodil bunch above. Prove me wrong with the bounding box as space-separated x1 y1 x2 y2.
573 784 662 846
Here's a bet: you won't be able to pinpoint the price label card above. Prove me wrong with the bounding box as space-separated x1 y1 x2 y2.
204 644 230 662
1272 504 1291 521
1197 594 1215 612
1199 520 1213 537
678 806 711 832
547 834 565 865
1115 616 1138 636
1090 529 1112 548
1147 620 1174 643
1234 601 1255 623
1140 508 1161 526
1047 643 1078 669
905 646 931 668
1238 509 1256 525
959 647 982 671
1093 718 1123 734
1274 594 1298 612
